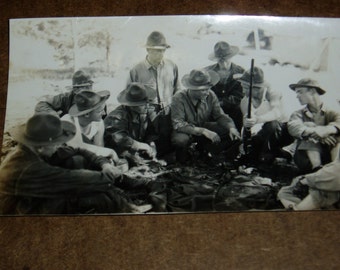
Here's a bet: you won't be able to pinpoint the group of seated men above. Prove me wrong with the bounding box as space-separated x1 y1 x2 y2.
0 31 339 214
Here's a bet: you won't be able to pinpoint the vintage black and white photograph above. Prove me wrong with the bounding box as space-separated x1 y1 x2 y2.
1 15 340 215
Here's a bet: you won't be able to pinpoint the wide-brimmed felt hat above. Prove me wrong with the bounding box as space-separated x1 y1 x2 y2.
145 31 170 49
69 90 110 116
11 114 76 146
182 69 220 90
208 41 239 61
66 70 94 90
289 78 326 95
117 83 157 106
237 66 266 87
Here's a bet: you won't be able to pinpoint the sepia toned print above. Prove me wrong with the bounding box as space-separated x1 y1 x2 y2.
1 15 339 215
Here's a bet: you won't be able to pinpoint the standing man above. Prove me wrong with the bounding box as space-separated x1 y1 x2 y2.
288 78 340 173
171 69 240 164
35 69 94 117
128 31 180 112
127 31 180 153
204 41 245 131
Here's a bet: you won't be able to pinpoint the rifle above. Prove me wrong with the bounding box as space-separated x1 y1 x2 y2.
243 59 255 155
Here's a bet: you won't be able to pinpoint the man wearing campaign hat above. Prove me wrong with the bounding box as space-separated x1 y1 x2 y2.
0 114 143 215
126 32 181 159
60 90 120 163
127 31 181 112
238 66 293 164
204 41 245 131
104 83 164 164
288 78 340 173
35 69 95 117
171 69 241 164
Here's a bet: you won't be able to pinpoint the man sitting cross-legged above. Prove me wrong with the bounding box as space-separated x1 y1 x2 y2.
0 114 150 215
288 78 340 173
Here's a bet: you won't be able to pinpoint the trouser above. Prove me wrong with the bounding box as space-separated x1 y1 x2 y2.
278 176 340 210
222 106 243 133
171 122 231 163
291 134 340 173
249 121 294 161
294 145 332 173
150 110 174 158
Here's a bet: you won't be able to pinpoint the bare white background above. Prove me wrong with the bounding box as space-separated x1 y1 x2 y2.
5 15 340 132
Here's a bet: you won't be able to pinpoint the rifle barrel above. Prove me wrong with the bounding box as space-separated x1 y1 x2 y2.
247 58 255 119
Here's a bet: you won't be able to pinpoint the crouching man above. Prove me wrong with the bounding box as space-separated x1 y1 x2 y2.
171 69 240 164
104 83 164 165
238 66 292 164
0 114 148 215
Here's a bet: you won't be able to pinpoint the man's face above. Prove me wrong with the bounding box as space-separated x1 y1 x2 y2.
241 83 264 99
295 87 315 105
130 104 148 114
189 89 210 100
217 57 230 65
36 144 61 158
88 104 106 122
147 48 166 66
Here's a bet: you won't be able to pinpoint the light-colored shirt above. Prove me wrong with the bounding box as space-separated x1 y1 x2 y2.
240 86 286 133
288 104 340 139
61 114 116 158
306 160 340 206
62 114 103 144
305 159 340 191
128 58 181 109
240 86 286 121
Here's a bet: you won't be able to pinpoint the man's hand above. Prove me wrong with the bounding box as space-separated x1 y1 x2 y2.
202 128 221 143
243 116 257 128
107 149 120 163
229 128 241 140
147 105 158 121
321 135 338 147
311 126 337 139
135 142 156 159
102 163 122 181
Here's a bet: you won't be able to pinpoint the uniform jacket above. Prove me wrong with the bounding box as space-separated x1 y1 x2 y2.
35 92 75 117
104 105 157 153
171 89 236 135
0 145 129 215
204 62 245 110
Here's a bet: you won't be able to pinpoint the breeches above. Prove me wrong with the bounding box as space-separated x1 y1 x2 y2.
171 121 230 152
